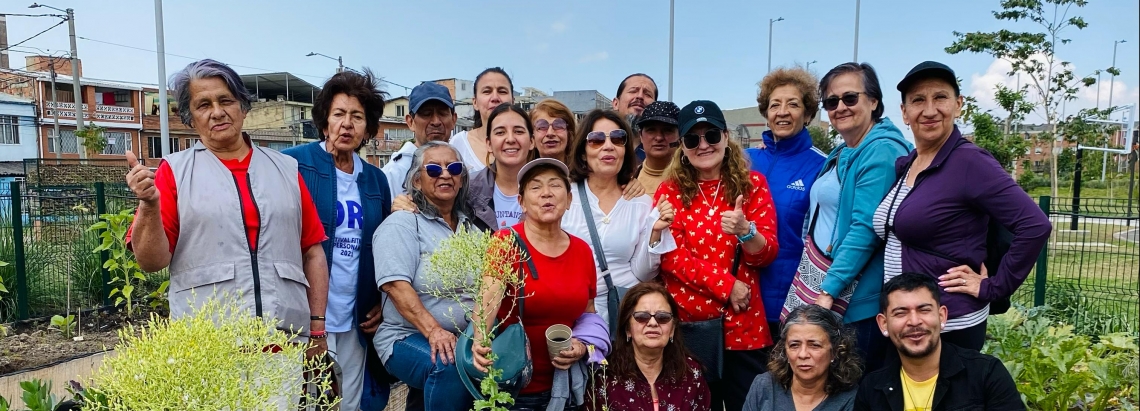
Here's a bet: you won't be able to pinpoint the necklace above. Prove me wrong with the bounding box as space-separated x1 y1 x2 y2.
698 181 722 217
901 369 935 411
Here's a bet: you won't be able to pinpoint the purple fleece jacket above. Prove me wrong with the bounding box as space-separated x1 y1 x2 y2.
892 127 1051 319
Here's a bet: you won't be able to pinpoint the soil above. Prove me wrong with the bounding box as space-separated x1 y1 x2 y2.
0 308 162 376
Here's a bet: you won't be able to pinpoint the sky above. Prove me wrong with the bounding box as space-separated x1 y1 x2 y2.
3 0 1139 141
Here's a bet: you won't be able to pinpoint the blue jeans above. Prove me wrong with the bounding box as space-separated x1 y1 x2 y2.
384 333 473 411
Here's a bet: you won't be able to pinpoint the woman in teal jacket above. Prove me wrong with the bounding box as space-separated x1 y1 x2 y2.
804 63 911 373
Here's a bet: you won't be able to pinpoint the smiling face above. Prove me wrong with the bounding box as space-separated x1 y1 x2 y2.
519 168 571 225
189 77 247 145
765 84 807 139
323 93 368 154
413 146 463 206
824 72 878 140
681 122 728 177
639 122 679 161
488 110 534 168
877 287 947 359
408 100 457 145
626 292 675 351
476 72 514 121
784 323 834 386
533 110 569 159
613 75 657 118
585 118 626 179
902 77 963 145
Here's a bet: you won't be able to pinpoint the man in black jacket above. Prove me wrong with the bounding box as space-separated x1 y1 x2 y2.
854 273 1025 411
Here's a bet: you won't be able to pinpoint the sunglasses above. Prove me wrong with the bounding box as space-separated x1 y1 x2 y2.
535 118 568 132
822 92 864 111
632 311 674 325
682 129 723 149
585 129 628 147
424 162 464 178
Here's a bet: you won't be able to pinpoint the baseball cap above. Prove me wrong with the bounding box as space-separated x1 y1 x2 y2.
636 101 681 128
516 158 570 187
897 61 960 97
408 82 455 114
677 100 727 136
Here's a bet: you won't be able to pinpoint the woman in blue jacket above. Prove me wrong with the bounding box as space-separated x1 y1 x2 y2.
283 70 392 410
804 63 911 373
745 66 829 340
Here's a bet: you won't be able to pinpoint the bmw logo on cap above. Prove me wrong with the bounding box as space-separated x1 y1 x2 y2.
694 106 705 114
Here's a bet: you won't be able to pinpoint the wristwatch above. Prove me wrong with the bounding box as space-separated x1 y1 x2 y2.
737 222 757 243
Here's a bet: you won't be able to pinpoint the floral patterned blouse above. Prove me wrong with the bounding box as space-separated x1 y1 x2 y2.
584 356 711 411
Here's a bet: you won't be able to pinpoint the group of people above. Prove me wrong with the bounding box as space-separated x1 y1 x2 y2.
122 56 1050 411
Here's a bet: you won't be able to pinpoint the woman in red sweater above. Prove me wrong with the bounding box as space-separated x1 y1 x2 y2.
654 100 779 411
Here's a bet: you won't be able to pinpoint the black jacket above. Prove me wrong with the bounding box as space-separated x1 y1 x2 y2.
855 342 1025 411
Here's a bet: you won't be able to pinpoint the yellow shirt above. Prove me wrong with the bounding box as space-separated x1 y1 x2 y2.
902 369 938 411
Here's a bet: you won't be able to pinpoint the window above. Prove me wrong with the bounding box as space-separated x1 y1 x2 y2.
0 115 18 144
266 142 292 151
147 136 180 158
48 129 78 153
383 128 413 141
396 105 405 117
103 131 132 155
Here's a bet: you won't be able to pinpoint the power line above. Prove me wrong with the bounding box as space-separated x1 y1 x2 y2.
0 13 64 18
1 19 66 52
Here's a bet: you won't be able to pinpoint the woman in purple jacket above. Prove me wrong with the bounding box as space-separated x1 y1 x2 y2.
875 61 1051 350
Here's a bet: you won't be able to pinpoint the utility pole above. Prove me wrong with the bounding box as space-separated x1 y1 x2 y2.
853 0 861 62
668 0 674 101
49 58 61 161
767 17 784 73
337 56 343 73
66 7 84 159
155 0 170 157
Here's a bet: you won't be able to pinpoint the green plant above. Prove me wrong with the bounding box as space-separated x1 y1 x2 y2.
50 314 78 339
985 306 1139 410
80 294 337 410
76 126 107 155
423 227 525 411
89 208 146 317
19 379 57 411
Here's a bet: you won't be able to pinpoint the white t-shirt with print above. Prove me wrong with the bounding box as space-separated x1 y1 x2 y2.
493 185 523 229
324 142 363 333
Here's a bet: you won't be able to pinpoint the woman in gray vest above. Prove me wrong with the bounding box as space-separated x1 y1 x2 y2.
126 58 330 352
373 141 477 411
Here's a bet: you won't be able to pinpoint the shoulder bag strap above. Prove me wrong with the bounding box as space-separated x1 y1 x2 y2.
577 182 619 329
509 228 536 320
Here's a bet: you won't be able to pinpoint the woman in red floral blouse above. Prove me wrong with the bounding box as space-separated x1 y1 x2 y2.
653 100 779 411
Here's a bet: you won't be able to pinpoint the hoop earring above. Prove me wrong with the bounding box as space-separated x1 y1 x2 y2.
626 336 631 343
681 155 691 165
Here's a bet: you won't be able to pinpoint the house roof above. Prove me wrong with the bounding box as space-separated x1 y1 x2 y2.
0 161 25 177
241 73 321 104
0 92 34 104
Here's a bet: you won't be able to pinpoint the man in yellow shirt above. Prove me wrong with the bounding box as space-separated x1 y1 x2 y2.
854 273 1025 411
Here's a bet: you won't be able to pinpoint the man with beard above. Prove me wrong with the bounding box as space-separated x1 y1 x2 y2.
633 100 680 195
382 81 458 199
612 73 658 162
855 273 1024 411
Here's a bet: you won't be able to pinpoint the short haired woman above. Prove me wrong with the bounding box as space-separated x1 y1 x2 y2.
742 304 861 411
586 282 711 411
532 99 577 163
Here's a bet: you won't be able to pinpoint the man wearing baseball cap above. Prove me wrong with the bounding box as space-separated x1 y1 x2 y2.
381 81 458 199
634 100 681 195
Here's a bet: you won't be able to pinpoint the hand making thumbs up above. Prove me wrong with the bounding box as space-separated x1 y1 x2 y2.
125 150 159 204
720 195 749 236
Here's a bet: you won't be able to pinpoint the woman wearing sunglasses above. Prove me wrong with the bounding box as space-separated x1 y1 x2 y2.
655 100 780 411
531 99 576 163
585 282 710 411
795 63 910 373
373 141 477 411
561 109 678 334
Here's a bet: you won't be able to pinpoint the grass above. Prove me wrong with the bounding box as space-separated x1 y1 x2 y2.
1029 179 1140 201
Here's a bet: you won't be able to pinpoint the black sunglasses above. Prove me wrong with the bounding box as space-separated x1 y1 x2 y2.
632 311 674 325
425 162 464 178
535 118 568 132
682 129 723 149
822 92 864 111
586 129 628 147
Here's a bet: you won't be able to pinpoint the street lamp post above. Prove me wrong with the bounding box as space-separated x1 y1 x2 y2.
30 3 85 157
306 52 343 73
154 0 170 157
767 17 784 73
806 60 817 71
854 0 861 61
668 0 674 101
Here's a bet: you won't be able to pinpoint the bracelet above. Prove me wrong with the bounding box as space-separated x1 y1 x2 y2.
310 315 326 321
309 330 327 339
737 222 757 243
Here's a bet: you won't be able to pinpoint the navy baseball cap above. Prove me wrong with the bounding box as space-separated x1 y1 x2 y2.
677 100 727 136
408 82 455 114
897 61 960 97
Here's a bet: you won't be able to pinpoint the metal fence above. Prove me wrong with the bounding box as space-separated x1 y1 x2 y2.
0 181 138 322
1013 196 1140 335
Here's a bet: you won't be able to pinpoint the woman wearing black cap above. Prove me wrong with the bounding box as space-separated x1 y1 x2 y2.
873 61 1051 350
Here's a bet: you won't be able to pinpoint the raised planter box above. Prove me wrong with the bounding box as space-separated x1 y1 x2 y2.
0 351 112 401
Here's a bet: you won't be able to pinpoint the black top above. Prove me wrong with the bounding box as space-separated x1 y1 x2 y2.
854 342 1025 411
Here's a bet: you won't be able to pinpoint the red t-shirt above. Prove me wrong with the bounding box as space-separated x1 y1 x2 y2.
654 171 779 351
494 223 597 395
126 148 326 254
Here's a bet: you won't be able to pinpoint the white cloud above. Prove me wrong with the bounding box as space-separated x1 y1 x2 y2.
579 51 609 63
551 21 568 32
967 56 1140 123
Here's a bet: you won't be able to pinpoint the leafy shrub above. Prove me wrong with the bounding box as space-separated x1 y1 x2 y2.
985 307 1139 410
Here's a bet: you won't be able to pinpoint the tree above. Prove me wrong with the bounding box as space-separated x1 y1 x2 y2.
808 125 837 153
969 111 1027 174
946 0 1099 198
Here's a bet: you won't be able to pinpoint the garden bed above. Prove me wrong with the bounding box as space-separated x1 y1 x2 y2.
0 308 158 376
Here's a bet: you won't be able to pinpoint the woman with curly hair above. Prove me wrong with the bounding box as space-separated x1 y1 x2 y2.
743 304 861 411
654 100 780 411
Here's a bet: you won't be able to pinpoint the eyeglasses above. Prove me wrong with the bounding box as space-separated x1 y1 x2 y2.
682 129 723 149
424 162 464 178
585 129 628 147
534 118 568 132
822 92 864 111
632 311 674 325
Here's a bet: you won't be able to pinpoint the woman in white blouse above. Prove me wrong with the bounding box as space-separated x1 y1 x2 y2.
562 109 677 332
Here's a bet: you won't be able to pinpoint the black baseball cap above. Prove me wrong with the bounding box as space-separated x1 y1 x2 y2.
677 100 727 136
636 101 680 127
897 61 960 97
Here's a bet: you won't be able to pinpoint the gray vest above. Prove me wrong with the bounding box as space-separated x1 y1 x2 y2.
166 142 311 340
